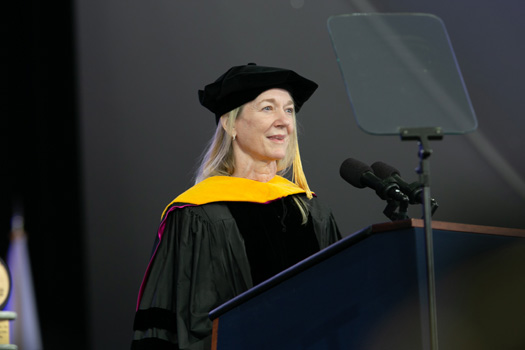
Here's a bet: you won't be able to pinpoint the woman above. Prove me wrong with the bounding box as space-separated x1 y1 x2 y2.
131 63 341 350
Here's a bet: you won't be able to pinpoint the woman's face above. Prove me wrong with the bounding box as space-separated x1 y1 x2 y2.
232 88 295 166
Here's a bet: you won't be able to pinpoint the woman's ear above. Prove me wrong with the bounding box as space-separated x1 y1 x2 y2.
220 114 229 132
220 114 236 139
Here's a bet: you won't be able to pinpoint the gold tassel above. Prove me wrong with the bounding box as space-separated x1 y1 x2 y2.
292 145 313 199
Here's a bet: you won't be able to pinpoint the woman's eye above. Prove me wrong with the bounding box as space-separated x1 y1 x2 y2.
286 108 294 114
262 106 272 111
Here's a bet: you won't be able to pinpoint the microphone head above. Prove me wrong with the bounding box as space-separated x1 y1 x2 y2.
371 161 400 179
340 158 373 189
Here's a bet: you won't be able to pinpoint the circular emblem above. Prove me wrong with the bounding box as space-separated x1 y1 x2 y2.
0 258 11 310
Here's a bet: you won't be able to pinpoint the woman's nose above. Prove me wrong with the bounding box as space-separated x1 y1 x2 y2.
275 110 291 127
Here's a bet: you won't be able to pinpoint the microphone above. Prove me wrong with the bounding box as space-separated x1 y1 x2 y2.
371 161 439 214
340 158 409 203
371 161 423 205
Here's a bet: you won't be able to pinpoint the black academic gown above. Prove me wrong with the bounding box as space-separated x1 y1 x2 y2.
131 176 341 350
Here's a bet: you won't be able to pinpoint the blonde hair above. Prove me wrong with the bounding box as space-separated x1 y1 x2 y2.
195 105 313 223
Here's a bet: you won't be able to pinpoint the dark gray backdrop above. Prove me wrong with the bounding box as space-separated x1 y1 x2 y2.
76 1 525 348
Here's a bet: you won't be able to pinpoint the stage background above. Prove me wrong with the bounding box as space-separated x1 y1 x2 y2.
4 1 525 349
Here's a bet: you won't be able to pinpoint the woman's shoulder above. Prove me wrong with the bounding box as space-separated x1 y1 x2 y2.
161 200 234 225
305 194 335 217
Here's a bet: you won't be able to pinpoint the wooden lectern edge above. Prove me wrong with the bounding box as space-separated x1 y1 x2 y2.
211 318 219 350
372 219 525 237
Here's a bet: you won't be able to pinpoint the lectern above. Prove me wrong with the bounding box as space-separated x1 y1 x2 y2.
210 220 525 350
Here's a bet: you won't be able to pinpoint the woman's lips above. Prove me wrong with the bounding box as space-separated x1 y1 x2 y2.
267 135 286 141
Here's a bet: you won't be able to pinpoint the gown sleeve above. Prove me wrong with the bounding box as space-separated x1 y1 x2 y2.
309 196 343 248
131 203 253 350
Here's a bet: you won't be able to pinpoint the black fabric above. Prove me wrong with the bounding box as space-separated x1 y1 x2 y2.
132 195 341 350
227 195 320 286
198 63 318 122
134 308 177 332
131 338 178 350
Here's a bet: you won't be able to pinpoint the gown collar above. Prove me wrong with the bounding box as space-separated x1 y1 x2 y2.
162 175 307 218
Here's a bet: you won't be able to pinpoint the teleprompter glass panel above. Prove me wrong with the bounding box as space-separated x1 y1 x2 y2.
328 13 477 135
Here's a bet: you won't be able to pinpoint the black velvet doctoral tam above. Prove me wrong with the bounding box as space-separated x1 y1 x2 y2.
198 63 318 123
